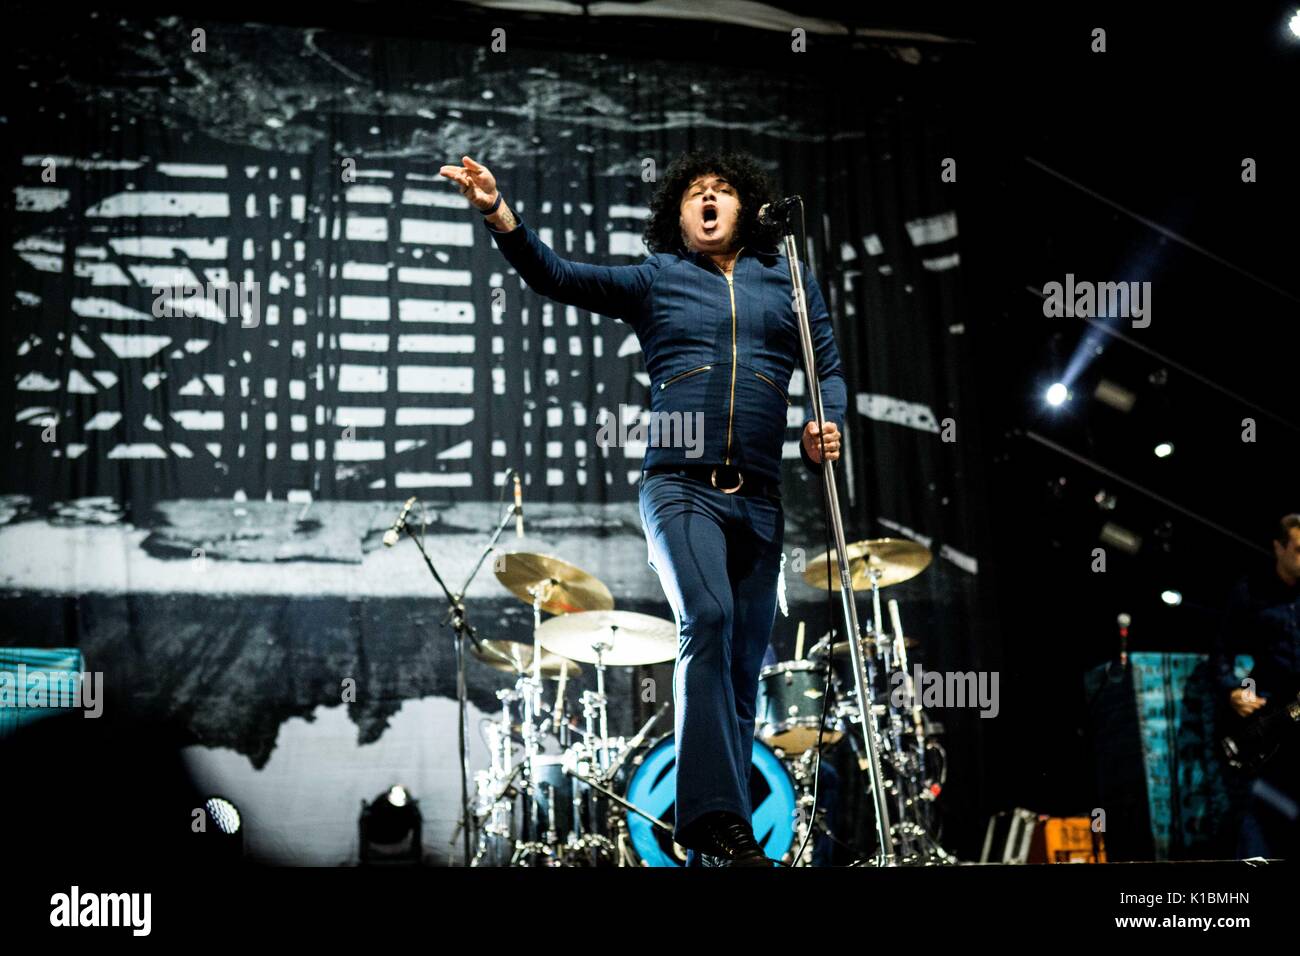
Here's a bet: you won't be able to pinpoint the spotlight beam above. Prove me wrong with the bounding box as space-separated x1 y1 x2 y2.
1021 429 1270 556
1025 286 1300 435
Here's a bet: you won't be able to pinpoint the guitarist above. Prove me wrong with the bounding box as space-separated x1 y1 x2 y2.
1210 513 1300 858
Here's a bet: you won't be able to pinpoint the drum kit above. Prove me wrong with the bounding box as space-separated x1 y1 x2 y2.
465 538 956 867
468 552 693 866
772 539 955 866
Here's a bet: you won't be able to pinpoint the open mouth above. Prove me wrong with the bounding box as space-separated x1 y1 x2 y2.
702 204 719 232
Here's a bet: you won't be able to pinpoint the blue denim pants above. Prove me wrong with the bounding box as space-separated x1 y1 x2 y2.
638 470 785 845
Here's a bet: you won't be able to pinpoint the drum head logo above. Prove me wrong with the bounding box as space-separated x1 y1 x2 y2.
625 736 796 867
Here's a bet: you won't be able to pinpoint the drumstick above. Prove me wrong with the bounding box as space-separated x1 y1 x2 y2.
554 659 568 726
794 621 805 660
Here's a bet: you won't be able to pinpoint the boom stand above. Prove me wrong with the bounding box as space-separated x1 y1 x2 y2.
403 489 521 866
776 217 895 866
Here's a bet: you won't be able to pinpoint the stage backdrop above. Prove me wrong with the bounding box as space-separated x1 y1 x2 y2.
2 10 995 863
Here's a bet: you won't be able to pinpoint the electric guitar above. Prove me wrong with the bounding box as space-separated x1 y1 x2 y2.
1220 692 1300 771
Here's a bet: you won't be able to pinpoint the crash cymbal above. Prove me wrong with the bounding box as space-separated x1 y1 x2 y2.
494 551 614 615
536 610 677 667
802 539 932 591
471 639 581 679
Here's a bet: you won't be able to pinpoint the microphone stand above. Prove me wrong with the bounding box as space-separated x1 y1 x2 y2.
398 478 523 866
772 209 896 866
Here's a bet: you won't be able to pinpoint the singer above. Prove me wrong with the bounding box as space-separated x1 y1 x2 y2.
440 150 847 866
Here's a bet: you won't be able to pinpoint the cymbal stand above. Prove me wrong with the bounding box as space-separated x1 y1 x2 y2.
522 585 551 758
889 600 961 863
888 599 926 760
579 634 614 772
494 687 516 779
553 655 571 748
516 585 550 843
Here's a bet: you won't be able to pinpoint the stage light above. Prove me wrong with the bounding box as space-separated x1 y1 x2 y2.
1161 590 1183 606
1153 442 1174 458
1045 382 1069 407
1094 379 1136 413
205 796 242 836
360 785 423 865
1100 522 1142 555
193 795 244 862
1290 10 1300 38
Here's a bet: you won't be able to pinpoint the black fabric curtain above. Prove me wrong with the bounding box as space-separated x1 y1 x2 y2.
2 10 999 862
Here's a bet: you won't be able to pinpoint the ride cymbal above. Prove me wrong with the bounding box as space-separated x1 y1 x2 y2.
535 610 677 666
802 538 932 591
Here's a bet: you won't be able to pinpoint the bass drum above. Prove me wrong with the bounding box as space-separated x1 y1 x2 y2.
620 733 797 867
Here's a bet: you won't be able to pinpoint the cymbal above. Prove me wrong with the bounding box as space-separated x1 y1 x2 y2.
816 635 920 658
494 551 614 615
802 539 932 591
536 610 677 667
471 639 582 679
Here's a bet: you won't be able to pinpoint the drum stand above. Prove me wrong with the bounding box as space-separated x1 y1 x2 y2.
778 219 895 866
865 569 923 863
469 698 521 866
853 589 958 866
568 700 675 865
787 749 837 866
888 599 955 864
560 634 673 864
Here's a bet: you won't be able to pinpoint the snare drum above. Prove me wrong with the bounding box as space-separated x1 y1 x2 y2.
756 659 843 754
620 734 797 867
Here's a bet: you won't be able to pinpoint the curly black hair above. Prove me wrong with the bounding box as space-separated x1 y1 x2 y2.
642 149 781 256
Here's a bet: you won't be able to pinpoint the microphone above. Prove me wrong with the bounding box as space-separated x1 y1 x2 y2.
758 195 801 226
382 496 418 547
513 470 524 539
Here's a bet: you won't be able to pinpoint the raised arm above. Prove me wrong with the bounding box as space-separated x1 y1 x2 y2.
439 155 658 325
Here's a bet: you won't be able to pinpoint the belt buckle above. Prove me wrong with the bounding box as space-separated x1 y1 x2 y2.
710 466 744 494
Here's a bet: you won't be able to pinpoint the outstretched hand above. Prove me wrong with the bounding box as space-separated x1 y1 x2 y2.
439 155 499 211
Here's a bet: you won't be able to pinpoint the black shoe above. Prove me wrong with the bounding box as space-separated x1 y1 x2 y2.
683 812 772 868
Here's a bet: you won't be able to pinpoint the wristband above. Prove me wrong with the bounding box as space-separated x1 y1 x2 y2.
479 192 503 216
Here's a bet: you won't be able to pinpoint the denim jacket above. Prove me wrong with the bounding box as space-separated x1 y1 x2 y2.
484 214 848 484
